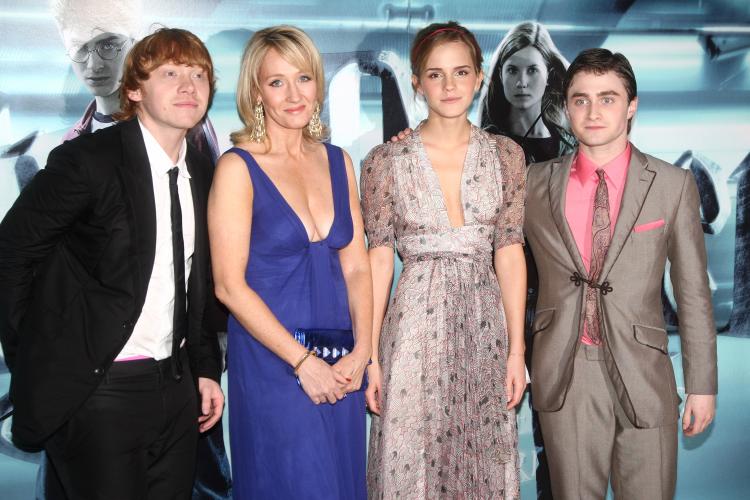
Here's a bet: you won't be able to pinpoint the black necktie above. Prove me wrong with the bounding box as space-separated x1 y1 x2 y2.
168 167 186 380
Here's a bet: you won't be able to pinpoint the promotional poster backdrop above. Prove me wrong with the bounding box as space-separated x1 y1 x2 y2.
1 1 749 498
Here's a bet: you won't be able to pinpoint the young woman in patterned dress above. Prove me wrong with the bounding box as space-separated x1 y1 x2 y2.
362 21 527 499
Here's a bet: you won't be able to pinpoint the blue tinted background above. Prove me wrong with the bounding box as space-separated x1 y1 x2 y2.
1 1 748 498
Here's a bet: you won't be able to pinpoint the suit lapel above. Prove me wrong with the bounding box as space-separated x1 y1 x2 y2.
600 146 656 281
548 153 588 277
118 119 157 297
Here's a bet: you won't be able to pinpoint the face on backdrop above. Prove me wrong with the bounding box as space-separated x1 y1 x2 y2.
257 48 318 133
65 31 132 98
127 62 210 137
565 70 637 151
501 46 549 111
413 41 483 120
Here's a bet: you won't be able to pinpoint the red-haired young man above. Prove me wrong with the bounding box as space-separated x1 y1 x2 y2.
0 28 224 500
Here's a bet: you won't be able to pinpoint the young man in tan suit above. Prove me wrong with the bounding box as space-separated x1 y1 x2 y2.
524 48 717 499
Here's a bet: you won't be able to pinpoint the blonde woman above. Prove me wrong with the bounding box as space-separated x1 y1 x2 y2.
208 26 371 499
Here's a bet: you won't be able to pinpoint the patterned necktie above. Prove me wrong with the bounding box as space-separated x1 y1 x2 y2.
168 167 186 380
583 169 611 345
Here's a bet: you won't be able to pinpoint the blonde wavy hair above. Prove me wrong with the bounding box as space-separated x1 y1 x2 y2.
230 25 328 146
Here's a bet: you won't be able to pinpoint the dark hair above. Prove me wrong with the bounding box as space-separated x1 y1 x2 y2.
116 28 216 121
563 48 637 101
479 21 569 137
563 48 637 131
410 21 482 85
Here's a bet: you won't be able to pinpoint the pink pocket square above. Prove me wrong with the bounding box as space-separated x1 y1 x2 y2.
633 219 665 233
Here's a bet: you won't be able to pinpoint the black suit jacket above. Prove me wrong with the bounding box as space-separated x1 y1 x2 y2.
0 119 221 448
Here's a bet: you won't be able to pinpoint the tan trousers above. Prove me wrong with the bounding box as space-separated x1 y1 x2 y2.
538 344 677 500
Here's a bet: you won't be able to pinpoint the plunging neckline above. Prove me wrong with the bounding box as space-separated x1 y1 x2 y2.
414 123 476 229
244 143 337 244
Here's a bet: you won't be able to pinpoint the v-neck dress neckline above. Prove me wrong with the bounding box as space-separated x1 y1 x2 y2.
240 143 337 244
412 122 479 229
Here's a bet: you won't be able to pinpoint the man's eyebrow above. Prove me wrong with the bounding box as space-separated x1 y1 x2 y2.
569 90 622 98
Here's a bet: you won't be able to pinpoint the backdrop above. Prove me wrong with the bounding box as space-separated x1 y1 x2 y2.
1 1 748 498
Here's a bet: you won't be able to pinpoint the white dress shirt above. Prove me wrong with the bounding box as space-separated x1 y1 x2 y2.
115 120 195 361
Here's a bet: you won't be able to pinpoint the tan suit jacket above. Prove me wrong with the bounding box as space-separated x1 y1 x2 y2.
524 145 717 429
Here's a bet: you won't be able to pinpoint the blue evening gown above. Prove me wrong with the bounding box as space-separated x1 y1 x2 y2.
226 143 366 499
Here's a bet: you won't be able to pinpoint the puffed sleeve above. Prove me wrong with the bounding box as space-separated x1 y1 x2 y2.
494 137 526 250
359 144 396 248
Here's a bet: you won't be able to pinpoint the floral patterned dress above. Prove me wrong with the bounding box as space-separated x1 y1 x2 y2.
361 125 526 499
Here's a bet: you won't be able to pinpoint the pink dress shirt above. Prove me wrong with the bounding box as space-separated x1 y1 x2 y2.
565 143 631 344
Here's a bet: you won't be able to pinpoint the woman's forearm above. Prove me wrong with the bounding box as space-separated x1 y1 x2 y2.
342 263 374 357
214 280 308 366
369 247 395 365
494 243 527 355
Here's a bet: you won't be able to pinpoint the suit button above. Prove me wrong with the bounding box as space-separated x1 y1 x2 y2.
93 367 103 375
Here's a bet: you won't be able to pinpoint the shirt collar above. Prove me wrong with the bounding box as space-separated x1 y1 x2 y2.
137 119 190 179
572 142 631 189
